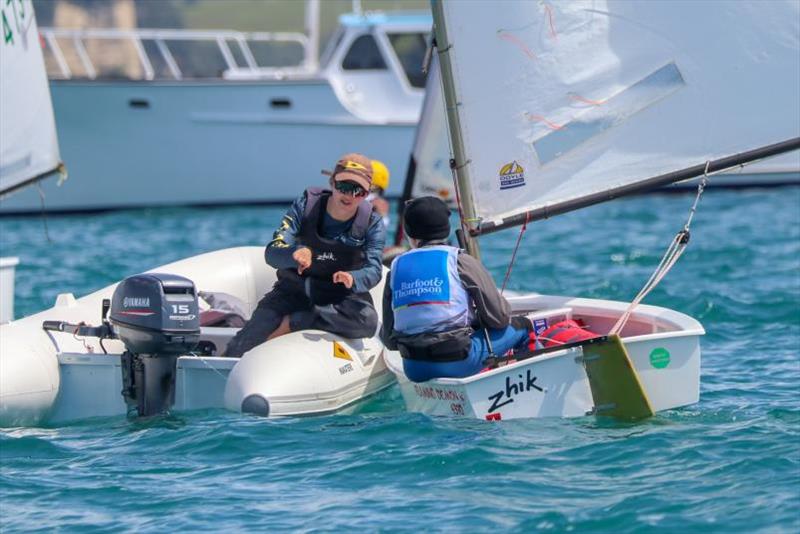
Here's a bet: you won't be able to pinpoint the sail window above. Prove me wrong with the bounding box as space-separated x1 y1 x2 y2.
342 35 387 70
387 32 429 88
533 62 686 165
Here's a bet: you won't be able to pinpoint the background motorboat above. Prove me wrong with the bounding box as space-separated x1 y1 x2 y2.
0 4 431 213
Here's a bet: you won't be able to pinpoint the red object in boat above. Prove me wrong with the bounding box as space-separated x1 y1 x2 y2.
538 319 599 348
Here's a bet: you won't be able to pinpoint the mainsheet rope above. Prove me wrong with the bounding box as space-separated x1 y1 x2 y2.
501 211 530 294
609 164 710 336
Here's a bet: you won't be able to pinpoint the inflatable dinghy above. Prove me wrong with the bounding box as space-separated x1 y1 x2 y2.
0 247 394 426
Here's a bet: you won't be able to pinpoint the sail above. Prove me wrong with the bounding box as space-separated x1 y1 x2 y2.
436 0 800 226
409 55 456 205
0 0 61 196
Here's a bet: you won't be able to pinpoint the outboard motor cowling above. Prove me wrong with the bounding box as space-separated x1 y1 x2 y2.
109 273 200 417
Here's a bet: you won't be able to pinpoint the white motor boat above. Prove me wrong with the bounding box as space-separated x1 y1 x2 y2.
0 247 395 426
0 4 432 213
382 0 799 421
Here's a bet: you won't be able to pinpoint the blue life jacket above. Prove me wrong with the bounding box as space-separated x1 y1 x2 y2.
390 245 471 336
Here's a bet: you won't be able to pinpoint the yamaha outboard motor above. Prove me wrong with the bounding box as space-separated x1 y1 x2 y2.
109 273 200 417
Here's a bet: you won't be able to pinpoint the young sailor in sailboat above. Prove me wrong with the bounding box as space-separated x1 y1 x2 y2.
368 159 391 230
224 153 386 358
380 196 532 382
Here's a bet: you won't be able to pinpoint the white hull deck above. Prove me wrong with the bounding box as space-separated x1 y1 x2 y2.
0 247 395 426
385 294 704 420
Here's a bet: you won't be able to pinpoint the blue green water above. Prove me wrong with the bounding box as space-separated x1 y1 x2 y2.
1 189 798 532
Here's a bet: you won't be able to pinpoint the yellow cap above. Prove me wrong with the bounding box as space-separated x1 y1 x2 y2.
371 160 390 191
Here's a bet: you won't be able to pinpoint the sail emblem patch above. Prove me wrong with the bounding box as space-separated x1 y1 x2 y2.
498 161 526 190
333 341 353 361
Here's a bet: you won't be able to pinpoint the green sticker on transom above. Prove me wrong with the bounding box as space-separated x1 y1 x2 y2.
650 347 670 369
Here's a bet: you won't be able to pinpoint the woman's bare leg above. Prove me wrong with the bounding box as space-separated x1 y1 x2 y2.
267 315 292 340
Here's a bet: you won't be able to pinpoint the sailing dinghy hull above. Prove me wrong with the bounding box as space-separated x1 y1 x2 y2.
0 247 394 426
385 294 703 420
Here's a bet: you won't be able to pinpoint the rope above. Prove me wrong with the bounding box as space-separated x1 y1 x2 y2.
501 211 530 294
609 164 710 336
188 351 229 381
36 181 52 243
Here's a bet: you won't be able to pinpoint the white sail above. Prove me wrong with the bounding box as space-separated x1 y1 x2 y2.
409 55 456 204
0 0 61 196
438 0 800 225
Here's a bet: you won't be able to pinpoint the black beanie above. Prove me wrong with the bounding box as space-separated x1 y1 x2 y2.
403 196 451 240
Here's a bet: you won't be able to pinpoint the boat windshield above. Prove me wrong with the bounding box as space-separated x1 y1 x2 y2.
387 32 428 88
342 34 387 70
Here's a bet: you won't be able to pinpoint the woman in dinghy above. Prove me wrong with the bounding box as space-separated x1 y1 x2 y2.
225 153 386 357
380 196 533 382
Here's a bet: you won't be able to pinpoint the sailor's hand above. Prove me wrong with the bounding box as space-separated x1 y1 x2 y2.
332 271 354 289
293 247 312 274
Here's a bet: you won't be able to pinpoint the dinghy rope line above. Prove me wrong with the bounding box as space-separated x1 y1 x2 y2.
609 162 710 336
501 211 530 294
189 352 229 381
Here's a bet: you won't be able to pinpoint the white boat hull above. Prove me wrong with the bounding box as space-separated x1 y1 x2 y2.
385 295 704 420
0 247 394 425
0 81 416 213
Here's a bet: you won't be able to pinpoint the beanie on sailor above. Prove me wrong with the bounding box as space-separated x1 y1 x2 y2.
403 196 451 240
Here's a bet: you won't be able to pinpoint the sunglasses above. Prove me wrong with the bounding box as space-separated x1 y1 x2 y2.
334 180 367 197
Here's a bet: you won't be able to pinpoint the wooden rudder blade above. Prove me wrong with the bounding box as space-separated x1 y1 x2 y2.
581 335 654 420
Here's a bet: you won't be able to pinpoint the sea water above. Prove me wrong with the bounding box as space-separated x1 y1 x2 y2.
0 189 798 532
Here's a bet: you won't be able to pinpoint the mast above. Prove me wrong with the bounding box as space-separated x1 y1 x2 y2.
477 136 800 236
430 0 480 258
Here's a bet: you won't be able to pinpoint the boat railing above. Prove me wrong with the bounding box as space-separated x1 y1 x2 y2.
40 27 318 81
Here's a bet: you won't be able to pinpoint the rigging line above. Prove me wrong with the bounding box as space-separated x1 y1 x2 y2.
443 105 471 242
36 181 52 243
501 211 530 294
684 161 709 231
437 68 471 242
609 163 710 336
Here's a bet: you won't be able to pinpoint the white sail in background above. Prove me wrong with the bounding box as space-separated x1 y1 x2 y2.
438 0 800 225
409 55 456 204
0 0 61 196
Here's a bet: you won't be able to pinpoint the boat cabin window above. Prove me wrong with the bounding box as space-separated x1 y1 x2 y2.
165 40 229 78
342 35 387 70
387 32 429 88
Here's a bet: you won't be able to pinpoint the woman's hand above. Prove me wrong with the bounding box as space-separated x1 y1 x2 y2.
332 271 354 289
293 247 312 274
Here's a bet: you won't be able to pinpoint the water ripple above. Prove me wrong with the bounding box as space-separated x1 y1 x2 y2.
1 189 799 531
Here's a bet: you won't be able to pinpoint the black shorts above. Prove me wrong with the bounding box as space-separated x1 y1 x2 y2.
225 278 378 357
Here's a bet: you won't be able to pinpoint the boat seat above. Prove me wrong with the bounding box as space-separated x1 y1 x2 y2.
198 290 249 328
